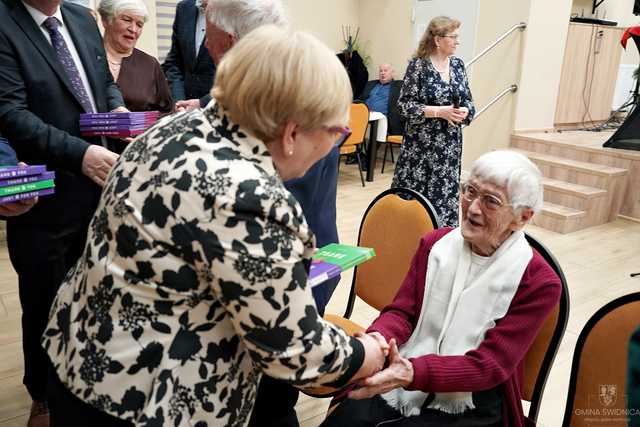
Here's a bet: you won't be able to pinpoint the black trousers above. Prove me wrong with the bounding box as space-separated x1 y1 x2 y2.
7 220 89 401
321 389 503 427
248 375 300 427
48 370 133 427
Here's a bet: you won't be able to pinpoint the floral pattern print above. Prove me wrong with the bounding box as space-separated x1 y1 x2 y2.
42 102 363 426
392 56 475 226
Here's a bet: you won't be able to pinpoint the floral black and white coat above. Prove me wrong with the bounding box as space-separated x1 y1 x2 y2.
42 102 363 427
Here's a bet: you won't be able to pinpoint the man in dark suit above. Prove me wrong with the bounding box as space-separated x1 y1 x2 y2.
0 0 124 423
162 0 216 111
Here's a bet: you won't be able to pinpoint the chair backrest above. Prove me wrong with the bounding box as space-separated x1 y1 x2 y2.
562 292 640 426
521 233 570 423
342 103 369 149
342 188 442 318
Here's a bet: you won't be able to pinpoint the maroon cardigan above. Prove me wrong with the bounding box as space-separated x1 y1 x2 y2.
367 228 561 427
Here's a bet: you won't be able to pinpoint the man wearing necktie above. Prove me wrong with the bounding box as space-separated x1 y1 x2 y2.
162 0 217 111
0 0 125 424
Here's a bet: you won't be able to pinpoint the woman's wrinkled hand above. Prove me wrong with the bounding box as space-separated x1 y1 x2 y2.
354 332 388 380
348 339 414 400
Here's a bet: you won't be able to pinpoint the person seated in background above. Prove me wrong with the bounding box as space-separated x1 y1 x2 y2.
98 0 173 114
162 0 216 111
349 64 403 168
0 140 37 217
323 150 562 427
42 25 388 427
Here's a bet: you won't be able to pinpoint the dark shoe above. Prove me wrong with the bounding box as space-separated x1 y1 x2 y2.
27 400 49 427
345 154 358 165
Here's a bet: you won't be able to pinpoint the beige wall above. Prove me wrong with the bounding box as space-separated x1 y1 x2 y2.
357 0 414 79
284 0 359 53
137 0 159 56
514 0 573 131
462 1 530 168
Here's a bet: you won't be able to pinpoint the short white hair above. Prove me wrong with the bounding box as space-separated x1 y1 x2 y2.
97 0 148 22
206 0 288 38
469 150 544 214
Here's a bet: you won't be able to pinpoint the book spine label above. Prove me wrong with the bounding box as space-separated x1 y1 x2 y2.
0 165 47 179
0 179 55 197
0 171 55 188
0 187 55 204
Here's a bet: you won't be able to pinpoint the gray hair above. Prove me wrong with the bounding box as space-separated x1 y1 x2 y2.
97 0 149 23
206 0 288 38
469 150 544 214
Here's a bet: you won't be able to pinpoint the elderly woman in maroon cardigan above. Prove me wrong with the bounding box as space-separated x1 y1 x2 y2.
323 150 562 427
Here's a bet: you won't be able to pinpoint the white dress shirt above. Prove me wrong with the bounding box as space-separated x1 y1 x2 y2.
195 7 206 57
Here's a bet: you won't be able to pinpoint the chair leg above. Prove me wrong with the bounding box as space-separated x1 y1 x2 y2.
355 152 365 187
381 143 389 174
390 145 395 163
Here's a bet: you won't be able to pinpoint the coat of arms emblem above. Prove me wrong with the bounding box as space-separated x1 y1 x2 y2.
599 384 617 407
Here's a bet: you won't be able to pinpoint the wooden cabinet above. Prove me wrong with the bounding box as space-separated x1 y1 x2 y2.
555 23 624 126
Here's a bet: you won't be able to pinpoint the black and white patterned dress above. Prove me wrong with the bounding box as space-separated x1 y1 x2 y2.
392 56 475 226
42 102 364 426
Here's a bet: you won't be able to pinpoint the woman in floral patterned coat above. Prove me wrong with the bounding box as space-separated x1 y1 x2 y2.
42 26 387 427
392 16 475 227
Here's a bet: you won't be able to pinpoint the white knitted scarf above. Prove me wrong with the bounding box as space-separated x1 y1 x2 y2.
381 228 532 416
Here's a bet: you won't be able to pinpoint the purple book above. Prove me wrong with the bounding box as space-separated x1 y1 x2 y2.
80 124 148 131
309 260 342 288
80 112 160 120
0 165 47 180
79 118 156 126
0 171 55 188
0 187 54 204
81 129 145 137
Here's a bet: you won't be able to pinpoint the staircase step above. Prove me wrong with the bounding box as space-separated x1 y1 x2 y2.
512 149 628 177
541 177 607 199
539 201 586 220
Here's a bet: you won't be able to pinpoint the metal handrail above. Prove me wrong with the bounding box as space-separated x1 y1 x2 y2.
474 85 518 120
467 22 527 68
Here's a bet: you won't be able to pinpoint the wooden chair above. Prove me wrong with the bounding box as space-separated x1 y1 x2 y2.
381 135 402 174
324 187 441 335
561 292 640 426
339 103 369 187
521 233 570 425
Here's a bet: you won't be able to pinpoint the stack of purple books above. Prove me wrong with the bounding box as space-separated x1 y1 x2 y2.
0 165 55 205
79 111 160 137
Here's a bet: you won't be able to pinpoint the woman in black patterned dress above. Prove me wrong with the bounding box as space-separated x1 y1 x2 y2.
42 26 387 427
392 16 475 226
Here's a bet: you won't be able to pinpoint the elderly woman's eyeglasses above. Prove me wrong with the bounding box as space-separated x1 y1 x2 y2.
326 126 352 147
442 34 460 40
460 182 510 211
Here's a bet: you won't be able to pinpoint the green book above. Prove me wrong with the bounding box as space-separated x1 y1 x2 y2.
312 243 375 271
0 179 55 197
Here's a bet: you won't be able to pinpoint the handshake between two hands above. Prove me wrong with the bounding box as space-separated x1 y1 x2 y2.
350 331 414 400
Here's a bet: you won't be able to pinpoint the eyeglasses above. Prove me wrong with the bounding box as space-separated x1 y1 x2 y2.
442 34 459 40
326 126 352 147
460 182 511 212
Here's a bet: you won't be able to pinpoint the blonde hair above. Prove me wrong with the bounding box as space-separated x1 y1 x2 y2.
212 25 352 141
415 16 460 59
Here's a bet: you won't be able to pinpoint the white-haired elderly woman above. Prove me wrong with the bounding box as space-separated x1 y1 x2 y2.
98 0 172 115
42 26 388 427
323 150 562 427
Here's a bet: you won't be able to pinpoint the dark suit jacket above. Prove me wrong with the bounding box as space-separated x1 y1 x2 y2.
161 0 216 107
358 79 405 135
284 145 340 314
0 0 124 225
